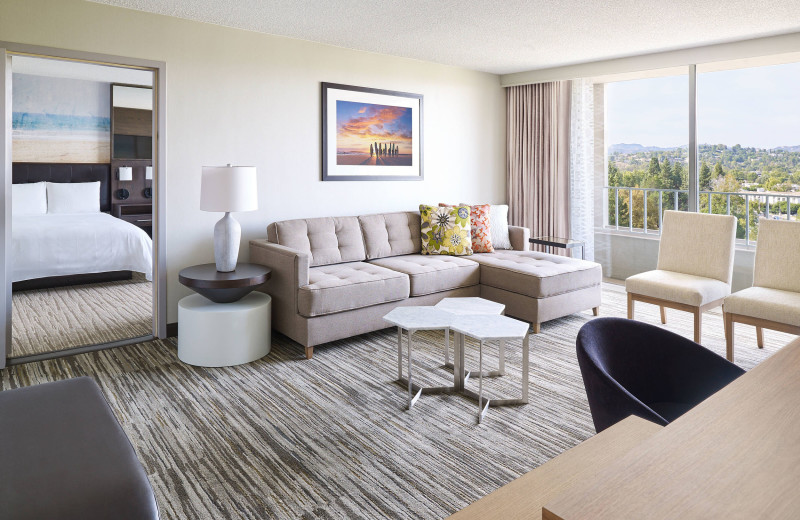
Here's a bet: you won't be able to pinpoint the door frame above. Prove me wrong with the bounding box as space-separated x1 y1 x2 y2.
0 41 167 367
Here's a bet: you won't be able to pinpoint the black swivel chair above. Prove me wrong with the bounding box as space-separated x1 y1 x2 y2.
576 317 745 433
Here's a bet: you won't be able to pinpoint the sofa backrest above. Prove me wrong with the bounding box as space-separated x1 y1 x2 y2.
358 211 421 259
267 216 366 267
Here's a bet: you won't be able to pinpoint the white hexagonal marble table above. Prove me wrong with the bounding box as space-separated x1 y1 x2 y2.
435 297 506 374
383 298 531 422
450 314 531 422
383 306 456 410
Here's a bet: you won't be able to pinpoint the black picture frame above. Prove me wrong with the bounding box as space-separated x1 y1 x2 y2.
321 82 423 181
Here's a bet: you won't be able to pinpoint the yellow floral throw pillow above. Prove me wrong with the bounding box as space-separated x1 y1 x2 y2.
420 204 473 256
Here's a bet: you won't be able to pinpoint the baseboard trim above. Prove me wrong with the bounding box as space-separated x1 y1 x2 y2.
166 322 178 338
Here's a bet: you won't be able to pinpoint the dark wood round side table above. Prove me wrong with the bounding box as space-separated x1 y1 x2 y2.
178 263 271 303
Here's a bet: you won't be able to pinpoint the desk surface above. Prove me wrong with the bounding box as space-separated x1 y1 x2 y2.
543 337 800 520
447 416 662 520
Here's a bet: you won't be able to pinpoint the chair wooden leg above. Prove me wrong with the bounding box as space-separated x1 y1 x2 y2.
659 306 667 324
592 307 599 316
305 346 314 359
532 323 541 334
627 293 634 320
693 308 702 344
756 327 764 349
724 312 734 362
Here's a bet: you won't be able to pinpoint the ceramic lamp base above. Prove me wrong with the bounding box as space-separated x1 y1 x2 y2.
213 212 241 272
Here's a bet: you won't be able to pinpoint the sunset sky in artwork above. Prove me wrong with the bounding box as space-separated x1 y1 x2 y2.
336 101 412 154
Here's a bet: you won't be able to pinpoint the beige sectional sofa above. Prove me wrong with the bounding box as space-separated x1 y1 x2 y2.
250 211 601 359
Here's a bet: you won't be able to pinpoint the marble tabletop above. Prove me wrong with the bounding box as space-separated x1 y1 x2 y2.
434 297 505 316
450 314 529 340
382 306 455 330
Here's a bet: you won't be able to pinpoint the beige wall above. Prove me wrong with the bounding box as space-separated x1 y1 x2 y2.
0 0 506 323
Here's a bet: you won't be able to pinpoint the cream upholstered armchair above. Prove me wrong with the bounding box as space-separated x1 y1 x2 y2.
723 218 800 361
626 210 737 344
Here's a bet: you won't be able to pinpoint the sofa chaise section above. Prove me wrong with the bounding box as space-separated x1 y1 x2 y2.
470 250 602 332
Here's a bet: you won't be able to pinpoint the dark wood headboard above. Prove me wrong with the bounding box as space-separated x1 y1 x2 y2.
12 163 112 212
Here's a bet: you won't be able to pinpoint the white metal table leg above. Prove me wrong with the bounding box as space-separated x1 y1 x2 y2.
407 330 421 410
397 326 403 381
522 333 530 403
478 339 490 423
498 339 506 376
444 329 450 366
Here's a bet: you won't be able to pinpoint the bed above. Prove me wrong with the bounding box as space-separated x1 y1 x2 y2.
11 163 153 289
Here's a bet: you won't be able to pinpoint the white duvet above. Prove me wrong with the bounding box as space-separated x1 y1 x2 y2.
13 213 153 282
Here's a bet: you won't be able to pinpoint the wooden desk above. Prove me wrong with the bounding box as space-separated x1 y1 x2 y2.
543 337 800 520
447 416 662 520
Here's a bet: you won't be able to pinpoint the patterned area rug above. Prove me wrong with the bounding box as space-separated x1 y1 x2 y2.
1 283 794 519
11 273 152 357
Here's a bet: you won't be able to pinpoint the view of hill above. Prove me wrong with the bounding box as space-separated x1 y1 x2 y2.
608 143 800 191
606 143 800 238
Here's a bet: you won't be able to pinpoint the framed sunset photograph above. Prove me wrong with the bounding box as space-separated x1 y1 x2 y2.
322 82 423 181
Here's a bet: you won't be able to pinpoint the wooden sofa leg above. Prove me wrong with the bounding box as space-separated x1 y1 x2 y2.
660 306 667 324
724 312 734 362
627 293 634 320
532 323 541 334
305 346 314 359
592 307 599 316
693 309 702 344
756 327 764 349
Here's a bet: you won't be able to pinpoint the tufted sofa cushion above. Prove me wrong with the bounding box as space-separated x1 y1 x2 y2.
358 211 421 259
267 216 366 267
470 250 601 298
298 262 409 317
368 254 479 297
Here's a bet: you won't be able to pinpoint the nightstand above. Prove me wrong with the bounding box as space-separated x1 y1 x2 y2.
113 203 153 236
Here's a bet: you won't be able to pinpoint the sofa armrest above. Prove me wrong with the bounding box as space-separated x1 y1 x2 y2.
508 225 530 251
250 239 310 287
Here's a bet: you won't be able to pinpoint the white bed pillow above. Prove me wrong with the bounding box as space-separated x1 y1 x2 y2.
47 181 101 214
12 182 47 216
489 204 512 249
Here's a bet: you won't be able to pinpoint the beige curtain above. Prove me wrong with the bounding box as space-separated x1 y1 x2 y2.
507 81 572 252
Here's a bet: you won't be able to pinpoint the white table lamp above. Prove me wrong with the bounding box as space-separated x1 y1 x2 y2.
200 164 258 272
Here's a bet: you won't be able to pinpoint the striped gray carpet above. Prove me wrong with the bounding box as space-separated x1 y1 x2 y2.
11 273 152 357
0 283 794 519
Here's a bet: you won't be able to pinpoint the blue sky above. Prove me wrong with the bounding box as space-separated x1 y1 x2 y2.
606 62 800 149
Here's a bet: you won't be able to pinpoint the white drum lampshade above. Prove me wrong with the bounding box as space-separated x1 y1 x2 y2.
200 165 258 272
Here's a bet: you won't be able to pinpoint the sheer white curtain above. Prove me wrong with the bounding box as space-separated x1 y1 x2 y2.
569 78 595 261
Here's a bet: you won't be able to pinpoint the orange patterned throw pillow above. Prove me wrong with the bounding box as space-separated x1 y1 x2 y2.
439 203 494 253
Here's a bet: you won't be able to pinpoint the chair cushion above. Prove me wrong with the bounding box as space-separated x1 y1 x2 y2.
358 211 421 259
368 254 480 297
626 269 731 307
267 216 366 267
298 262 409 317
469 250 601 298
724 286 800 326
0 377 159 520
753 218 800 293
657 211 736 284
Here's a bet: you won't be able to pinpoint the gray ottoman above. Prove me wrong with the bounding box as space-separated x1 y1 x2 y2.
0 377 159 520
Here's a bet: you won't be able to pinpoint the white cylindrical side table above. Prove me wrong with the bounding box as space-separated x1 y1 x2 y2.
178 292 271 367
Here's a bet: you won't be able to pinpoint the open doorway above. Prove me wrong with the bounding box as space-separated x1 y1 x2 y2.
1 44 166 367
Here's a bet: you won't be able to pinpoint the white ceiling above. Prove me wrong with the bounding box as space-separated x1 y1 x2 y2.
89 0 800 75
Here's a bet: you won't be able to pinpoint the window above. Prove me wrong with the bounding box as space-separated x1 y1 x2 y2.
600 60 800 243
697 62 800 240
605 74 688 233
